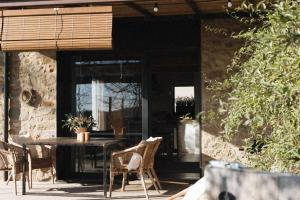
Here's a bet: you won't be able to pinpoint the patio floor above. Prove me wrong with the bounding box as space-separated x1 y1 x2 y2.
0 179 190 200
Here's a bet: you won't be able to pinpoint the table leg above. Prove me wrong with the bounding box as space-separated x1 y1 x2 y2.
103 145 107 198
22 144 27 195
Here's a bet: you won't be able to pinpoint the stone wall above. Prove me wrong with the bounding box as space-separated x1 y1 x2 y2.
9 51 57 180
9 52 56 138
201 18 250 166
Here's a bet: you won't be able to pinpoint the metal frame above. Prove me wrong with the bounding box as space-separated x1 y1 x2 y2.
142 53 150 140
195 17 203 177
3 52 9 181
3 52 9 143
199 18 203 177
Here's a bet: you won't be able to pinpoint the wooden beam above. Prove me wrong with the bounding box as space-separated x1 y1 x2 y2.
185 0 200 14
0 0 133 9
125 2 155 18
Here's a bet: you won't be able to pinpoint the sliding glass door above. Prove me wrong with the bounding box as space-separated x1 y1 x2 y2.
57 54 143 177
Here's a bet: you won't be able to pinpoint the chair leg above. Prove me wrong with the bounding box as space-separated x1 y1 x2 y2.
121 172 127 192
109 171 114 198
51 165 55 184
150 168 162 190
139 172 149 200
6 171 12 185
29 166 33 189
27 172 30 190
12 171 17 195
147 169 160 194
80 147 85 172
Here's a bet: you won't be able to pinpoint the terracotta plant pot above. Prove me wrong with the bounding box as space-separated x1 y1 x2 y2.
77 132 85 142
84 132 90 141
75 127 87 133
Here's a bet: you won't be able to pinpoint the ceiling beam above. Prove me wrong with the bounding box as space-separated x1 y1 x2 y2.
0 0 133 9
125 2 155 18
185 0 201 15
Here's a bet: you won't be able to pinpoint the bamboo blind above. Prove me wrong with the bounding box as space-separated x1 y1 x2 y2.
0 6 112 51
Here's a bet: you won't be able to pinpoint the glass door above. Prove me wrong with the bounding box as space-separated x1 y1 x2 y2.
71 57 143 175
73 59 142 136
57 52 144 179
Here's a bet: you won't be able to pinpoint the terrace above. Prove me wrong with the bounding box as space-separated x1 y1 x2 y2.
0 1 248 199
0 0 299 200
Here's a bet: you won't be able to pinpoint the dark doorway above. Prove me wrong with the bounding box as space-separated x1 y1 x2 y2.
57 16 201 180
149 49 201 180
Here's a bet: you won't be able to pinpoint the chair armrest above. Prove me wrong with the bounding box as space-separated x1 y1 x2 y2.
8 141 30 151
0 149 11 154
8 143 25 154
111 143 146 167
7 142 30 163
112 148 137 157
0 149 14 169
112 143 146 157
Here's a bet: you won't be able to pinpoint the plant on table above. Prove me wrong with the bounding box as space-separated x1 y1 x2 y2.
62 113 96 133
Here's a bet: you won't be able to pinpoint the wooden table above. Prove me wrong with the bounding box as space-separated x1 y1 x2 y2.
22 137 124 197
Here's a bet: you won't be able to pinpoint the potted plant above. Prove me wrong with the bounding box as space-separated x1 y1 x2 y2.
62 113 96 134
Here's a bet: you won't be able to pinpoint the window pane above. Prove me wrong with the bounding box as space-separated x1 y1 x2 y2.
74 60 142 133
174 86 195 118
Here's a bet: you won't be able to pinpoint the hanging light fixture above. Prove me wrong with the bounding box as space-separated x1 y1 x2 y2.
227 0 233 8
153 3 159 13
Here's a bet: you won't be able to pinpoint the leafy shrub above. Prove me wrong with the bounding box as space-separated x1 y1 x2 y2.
209 0 300 173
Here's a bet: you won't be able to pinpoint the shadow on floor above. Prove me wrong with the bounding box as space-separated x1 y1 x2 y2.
23 180 191 199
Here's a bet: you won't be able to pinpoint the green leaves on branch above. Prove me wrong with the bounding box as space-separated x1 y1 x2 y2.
210 0 300 173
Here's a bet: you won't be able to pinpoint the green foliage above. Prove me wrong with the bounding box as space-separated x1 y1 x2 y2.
62 113 96 132
210 0 300 173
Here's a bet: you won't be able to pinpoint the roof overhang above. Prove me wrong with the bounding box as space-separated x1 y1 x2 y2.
0 0 245 18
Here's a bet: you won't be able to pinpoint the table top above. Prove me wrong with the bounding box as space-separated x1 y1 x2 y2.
91 132 142 136
23 137 124 147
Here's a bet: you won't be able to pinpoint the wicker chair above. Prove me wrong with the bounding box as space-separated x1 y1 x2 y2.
9 135 55 189
0 140 30 195
145 137 163 190
109 137 163 200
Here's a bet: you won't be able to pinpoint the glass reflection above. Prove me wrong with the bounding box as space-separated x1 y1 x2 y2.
74 60 142 133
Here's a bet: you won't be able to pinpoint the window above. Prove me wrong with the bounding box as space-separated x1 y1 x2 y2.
174 86 195 118
74 59 142 133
